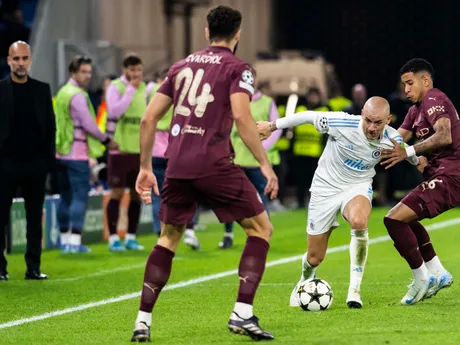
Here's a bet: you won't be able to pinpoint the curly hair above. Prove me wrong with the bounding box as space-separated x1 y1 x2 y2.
206 5 242 42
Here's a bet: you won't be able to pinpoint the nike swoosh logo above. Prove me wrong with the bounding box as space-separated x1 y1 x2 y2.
405 291 419 304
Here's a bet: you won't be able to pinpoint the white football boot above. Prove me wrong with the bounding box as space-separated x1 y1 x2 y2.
289 280 302 307
401 275 435 305
425 271 454 299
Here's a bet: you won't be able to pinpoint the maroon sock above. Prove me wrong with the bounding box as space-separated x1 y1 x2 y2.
139 245 175 313
409 221 436 262
128 200 141 235
384 217 423 269
236 236 270 305
107 199 120 236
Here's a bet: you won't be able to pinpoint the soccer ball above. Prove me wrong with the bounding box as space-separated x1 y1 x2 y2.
297 278 334 311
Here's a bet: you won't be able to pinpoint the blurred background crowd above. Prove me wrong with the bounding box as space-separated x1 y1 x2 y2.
2 0 458 252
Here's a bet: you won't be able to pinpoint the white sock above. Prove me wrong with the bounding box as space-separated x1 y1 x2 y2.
412 263 429 281
125 233 136 241
425 256 447 276
301 252 317 281
233 302 253 319
224 232 234 239
185 229 195 237
60 231 71 245
349 229 369 292
109 234 120 245
70 233 81 246
135 311 152 327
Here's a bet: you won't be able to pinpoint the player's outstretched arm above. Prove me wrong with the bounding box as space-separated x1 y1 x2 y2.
274 111 319 130
258 110 347 139
412 118 452 154
382 118 452 169
381 117 452 169
231 92 278 199
257 111 318 139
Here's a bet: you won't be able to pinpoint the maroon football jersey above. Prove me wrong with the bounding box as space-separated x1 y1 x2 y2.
401 88 460 178
157 46 255 179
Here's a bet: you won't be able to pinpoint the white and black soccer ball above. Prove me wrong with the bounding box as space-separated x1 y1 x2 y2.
297 278 334 311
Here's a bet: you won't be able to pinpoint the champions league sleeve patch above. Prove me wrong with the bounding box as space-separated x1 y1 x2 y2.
316 116 329 133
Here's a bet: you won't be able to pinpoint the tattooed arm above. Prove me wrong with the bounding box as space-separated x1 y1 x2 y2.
381 118 452 169
413 117 452 154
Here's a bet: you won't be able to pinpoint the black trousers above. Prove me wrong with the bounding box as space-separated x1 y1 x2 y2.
0 163 47 274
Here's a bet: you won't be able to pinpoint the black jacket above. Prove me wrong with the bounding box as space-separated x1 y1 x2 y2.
0 76 56 171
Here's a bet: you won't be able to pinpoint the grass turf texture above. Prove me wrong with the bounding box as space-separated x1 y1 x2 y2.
1 208 459 344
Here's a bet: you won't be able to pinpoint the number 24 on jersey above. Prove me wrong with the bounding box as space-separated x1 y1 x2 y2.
174 67 215 118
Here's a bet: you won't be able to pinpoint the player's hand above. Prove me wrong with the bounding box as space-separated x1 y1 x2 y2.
135 168 159 204
380 138 407 169
256 121 274 141
107 139 119 151
260 163 278 200
417 156 429 173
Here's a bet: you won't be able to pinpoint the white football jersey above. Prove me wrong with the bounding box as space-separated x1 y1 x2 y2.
309 112 405 196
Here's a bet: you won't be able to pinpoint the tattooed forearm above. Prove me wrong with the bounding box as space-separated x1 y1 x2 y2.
414 117 452 154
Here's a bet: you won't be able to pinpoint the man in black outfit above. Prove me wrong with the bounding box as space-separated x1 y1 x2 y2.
0 41 56 280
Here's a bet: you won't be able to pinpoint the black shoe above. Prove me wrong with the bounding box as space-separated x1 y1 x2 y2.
219 235 233 249
228 312 274 341
347 300 363 309
25 271 48 280
131 322 150 342
0 272 8 280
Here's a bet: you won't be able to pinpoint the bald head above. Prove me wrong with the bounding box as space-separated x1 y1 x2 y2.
363 97 390 118
361 96 391 140
7 41 32 81
9 41 31 57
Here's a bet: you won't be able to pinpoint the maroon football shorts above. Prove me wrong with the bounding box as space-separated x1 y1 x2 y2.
159 166 266 225
401 175 460 219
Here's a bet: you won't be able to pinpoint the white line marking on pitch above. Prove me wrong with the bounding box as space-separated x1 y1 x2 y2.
54 258 183 282
0 218 458 330
54 264 146 282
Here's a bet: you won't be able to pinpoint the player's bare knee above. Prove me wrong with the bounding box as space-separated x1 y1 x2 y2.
262 222 273 239
385 203 406 221
239 212 273 241
158 224 186 251
348 216 368 230
247 222 272 241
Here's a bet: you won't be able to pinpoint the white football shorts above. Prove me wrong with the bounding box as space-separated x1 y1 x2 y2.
306 183 373 235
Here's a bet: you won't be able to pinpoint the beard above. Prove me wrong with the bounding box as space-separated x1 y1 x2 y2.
13 68 28 79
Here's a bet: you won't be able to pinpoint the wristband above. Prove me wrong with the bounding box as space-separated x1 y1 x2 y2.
405 145 416 157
